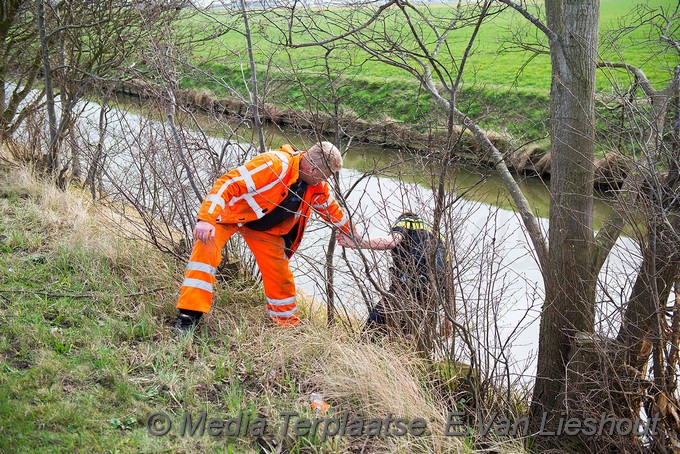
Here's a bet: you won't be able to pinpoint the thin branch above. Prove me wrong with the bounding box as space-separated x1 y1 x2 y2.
598 60 657 97
288 0 398 49
495 0 557 43
0 287 170 299
453 0 491 95
45 20 108 39
662 1 680 54
164 60 204 203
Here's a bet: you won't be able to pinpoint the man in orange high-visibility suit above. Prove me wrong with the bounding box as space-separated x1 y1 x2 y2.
176 142 354 331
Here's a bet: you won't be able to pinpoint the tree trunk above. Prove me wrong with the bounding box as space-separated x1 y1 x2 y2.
530 0 600 429
608 64 680 429
87 93 110 201
617 213 680 371
614 192 680 431
38 0 59 175
0 0 18 138
69 121 81 179
0 73 5 118
237 0 266 154
325 231 336 327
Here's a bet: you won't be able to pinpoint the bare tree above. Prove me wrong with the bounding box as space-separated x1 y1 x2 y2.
512 0 600 431
234 0 267 154
0 0 43 142
588 4 680 446
35 0 184 186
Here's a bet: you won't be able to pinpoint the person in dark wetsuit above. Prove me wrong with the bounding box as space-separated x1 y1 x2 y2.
338 212 452 340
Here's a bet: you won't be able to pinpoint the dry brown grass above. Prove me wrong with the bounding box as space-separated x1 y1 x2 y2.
232 306 476 453
0 163 175 290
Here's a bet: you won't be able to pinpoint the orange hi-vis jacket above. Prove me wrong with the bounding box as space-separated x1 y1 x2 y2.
178 145 353 327
197 144 352 251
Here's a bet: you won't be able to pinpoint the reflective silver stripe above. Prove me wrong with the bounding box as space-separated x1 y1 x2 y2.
269 151 291 183
215 177 239 199
250 177 285 200
249 153 290 196
250 161 272 174
314 189 337 209
186 262 216 276
227 160 285 207
312 201 331 210
269 151 290 166
268 307 298 318
214 153 291 218
211 176 240 213
214 163 267 203
236 165 256 192
243 193 265 218
206 194 225 214
267 296 296 307
181 278 213 293
331 212 347 227
227 153 290 217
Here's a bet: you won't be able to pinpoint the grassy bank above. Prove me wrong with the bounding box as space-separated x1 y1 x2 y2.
181 0 674 144
0 159 525 452
183 68 550 142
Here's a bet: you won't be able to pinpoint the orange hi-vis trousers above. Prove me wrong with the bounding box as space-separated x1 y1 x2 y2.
177 224 300 327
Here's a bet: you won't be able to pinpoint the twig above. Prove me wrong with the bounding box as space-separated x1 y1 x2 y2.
123 287 171 298
287 0 398 48
0 287 169 299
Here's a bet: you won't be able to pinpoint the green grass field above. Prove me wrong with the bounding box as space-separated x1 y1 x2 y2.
180 0 677 142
